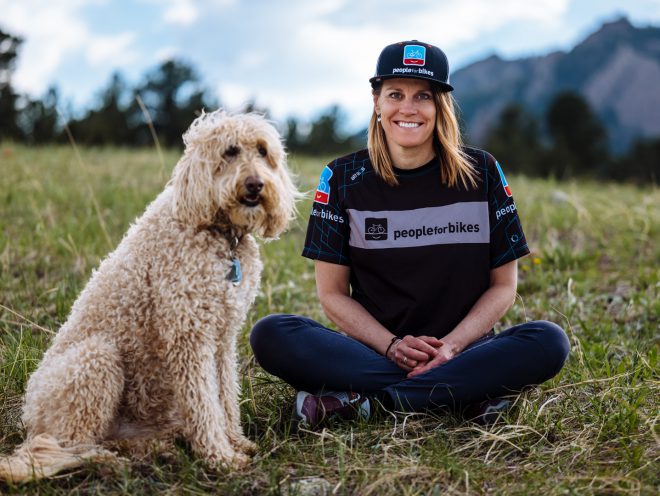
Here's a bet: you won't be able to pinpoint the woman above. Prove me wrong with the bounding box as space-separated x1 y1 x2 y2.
250 40 569 427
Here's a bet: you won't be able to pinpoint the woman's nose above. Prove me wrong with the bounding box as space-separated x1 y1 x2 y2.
399 97 416 114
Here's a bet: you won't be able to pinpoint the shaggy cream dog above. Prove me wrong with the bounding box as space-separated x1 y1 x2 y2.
0 110 299 482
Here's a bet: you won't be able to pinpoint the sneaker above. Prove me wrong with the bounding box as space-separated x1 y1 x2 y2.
294 390 371 429
466 398 511 426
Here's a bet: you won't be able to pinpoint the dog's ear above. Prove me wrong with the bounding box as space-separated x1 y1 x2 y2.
265 139 285 171
261 212 290 239
260 152 302 240
171 151 215 227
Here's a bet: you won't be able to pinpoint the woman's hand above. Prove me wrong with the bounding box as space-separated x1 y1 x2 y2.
407 340 459 378
389 335 442 372
404 261 519 378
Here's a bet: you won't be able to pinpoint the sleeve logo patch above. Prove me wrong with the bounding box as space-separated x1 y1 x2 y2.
495 161 512 197
314 166 333 204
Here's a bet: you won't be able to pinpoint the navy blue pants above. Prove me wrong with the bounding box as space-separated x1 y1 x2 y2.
250 314 570 412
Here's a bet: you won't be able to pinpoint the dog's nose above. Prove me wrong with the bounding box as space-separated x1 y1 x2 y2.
245 176 264 195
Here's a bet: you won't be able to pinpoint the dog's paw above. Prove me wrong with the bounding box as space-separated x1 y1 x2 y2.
228 451 251 470
232 436 258 455
205 450 251 471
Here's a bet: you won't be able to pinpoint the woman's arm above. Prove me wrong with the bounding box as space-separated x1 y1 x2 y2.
315 260 439 369
407 259 518 378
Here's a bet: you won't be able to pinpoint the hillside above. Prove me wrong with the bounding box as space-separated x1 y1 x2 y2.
452 17 660 151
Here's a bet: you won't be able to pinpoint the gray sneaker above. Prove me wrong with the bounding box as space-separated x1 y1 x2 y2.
467 398 512 426
294 390 371 429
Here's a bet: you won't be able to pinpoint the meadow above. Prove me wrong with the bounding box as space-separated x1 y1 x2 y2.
0 143 658 495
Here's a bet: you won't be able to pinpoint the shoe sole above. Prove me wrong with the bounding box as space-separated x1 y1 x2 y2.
481 399 511 425
294 390 312 425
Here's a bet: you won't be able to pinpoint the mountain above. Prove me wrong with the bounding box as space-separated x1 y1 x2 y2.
451 17 660 152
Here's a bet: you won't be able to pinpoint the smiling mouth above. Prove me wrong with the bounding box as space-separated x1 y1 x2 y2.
396 121 421 128
240 194 261 207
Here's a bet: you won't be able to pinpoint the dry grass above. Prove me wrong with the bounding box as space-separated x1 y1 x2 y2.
0 143 658 494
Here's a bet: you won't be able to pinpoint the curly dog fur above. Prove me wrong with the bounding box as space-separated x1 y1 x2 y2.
0 110 299 482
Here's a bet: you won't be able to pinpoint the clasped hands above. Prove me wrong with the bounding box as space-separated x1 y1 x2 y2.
387 334 459 378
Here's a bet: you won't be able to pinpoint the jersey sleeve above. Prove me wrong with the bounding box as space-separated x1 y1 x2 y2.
301 161 351 265
486 154 530 268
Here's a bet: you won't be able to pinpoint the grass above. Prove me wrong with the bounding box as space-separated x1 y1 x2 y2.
0 142 658 495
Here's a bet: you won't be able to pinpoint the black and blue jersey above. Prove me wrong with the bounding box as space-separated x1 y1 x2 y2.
302 148 529 339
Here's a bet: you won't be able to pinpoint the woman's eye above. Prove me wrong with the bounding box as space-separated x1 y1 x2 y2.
257 144 267 157
417 93 431 100
388 92 401 100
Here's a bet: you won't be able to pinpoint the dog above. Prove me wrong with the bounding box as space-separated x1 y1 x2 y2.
0 110 299 482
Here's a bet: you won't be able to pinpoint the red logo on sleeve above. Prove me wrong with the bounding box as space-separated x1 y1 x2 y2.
496 161 512 197
314 166 333 205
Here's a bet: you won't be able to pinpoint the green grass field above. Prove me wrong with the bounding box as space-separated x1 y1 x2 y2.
0 143 658 495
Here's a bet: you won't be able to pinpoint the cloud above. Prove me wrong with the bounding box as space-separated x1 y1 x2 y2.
155 46 182 62
1 0 656 130
240 0 573 127
159 0 237 26
296 0 570 61
162 0 199 27
0 0 139 95
86 32 138 66
217 82 251 109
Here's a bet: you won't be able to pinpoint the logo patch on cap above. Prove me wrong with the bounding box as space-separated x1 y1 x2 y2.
403 45 426 66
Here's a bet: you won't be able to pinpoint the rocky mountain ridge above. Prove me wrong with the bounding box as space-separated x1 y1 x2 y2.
452 17 660 151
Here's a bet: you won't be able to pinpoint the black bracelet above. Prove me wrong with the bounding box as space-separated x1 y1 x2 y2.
385 336 401 358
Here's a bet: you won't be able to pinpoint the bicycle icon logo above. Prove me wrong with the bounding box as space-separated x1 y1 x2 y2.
403 45 426 66
367 224 386 235
365 218 388 241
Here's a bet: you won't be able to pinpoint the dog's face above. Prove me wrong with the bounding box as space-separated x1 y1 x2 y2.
171 110 298 238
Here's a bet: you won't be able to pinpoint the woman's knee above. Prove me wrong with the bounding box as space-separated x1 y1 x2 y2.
249 313 292 357
530 320 570 375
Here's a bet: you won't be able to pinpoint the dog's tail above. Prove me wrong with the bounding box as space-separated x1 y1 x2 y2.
0 434 116 483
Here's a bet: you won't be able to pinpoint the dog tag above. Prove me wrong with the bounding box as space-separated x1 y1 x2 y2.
227 257 242 285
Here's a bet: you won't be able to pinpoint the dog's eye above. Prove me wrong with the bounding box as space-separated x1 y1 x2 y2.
257 144 267 157
223 146 240 159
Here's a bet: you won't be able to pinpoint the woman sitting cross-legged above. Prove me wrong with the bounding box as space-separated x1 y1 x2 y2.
250 40 570 428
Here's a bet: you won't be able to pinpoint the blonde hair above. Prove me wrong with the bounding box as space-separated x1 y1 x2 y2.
368 86 479 189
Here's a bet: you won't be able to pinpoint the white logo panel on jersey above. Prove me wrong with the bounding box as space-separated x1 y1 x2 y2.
347 202 489 249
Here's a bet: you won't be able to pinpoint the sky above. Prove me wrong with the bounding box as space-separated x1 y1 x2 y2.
2 0 660 130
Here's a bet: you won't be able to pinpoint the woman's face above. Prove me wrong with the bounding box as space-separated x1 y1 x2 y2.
374 78 437 159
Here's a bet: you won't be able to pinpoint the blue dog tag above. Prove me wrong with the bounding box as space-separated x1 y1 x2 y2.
227 257 242 285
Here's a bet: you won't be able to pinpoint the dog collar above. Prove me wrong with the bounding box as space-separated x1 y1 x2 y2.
225 233 243 285
207 223 244 285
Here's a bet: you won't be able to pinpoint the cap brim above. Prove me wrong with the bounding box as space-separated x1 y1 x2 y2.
369 74 454 92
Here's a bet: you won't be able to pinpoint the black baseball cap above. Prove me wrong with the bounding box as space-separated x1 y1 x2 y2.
369 40 454 92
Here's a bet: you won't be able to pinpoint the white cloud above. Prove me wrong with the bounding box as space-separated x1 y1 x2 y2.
155 46 182 62
290 0 571 89
1 1 85 93
304 0 348 17
0 0 139 95
86 32 138 66
158 0 236 26
296 0 570 65
255 0 572 127
234 52 264 71
1 0 657 129
217 82 252 109
162 0 199 27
